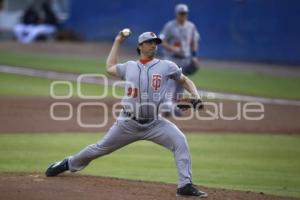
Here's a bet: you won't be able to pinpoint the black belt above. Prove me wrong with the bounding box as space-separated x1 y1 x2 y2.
132 117 153 124
122 110 154 124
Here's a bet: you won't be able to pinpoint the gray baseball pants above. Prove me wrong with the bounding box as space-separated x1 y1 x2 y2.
68 116 192 188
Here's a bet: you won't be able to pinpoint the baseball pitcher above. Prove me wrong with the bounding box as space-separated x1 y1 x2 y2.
45 30 207 198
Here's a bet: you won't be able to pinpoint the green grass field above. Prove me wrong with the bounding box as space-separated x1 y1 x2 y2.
0 73 123 97
0 133 299 198
1 51 300 99
1 50 300 198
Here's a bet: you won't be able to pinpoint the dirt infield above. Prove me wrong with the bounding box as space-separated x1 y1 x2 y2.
0 96 300 134
0 172 298 200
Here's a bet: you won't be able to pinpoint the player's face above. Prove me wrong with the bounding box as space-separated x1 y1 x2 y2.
176 12 188 24
139 40 157 58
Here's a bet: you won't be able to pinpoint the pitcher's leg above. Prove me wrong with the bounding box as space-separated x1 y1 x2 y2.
69 123 138 172
143 119 192 188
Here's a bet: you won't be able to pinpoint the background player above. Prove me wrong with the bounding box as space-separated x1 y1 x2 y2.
160 4 201 116
45 30 207 198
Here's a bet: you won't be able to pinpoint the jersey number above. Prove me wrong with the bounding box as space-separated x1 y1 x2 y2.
127 87 138 98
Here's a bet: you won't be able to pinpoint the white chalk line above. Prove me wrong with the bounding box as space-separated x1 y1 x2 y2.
1 65 300 106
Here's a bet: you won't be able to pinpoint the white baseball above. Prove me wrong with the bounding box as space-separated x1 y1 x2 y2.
121 28 131 37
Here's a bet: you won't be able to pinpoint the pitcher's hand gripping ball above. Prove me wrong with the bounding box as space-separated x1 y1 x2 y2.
116 28 131 43
121 28 131 37
176 98 204 110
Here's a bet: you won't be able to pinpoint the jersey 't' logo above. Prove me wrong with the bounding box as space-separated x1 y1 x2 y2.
151 74 162 91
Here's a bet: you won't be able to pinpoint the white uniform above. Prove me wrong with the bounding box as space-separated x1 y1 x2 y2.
14 24 56 44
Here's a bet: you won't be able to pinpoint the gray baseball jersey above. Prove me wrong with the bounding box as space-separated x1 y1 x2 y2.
160 19 200 66
116 58 181 119
68 58 193 188
160 20 200 105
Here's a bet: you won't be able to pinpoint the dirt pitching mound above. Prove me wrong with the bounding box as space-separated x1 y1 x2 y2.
0 172 298 200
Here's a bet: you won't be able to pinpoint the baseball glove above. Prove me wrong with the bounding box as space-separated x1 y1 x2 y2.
176 98 204 110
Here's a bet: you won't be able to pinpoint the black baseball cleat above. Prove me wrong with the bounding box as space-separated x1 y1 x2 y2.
176 183 208 198
45 158 69 177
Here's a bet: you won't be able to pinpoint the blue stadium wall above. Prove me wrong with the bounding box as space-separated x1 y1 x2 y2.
65 0 300 64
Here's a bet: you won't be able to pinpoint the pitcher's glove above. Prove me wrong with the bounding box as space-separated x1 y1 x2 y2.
176 98 204 110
